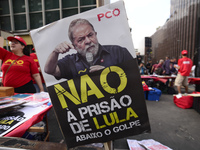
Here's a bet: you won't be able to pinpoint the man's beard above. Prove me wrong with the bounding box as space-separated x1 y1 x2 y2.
76 43 99 58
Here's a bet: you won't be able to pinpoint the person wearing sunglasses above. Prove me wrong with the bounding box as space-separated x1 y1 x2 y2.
0 36 44 93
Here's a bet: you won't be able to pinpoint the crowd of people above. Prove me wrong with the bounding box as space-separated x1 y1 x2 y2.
137 52 178 76
137 51 194 95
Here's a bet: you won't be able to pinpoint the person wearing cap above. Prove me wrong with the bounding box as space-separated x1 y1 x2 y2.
0 36 44 93
174 50 193 95
30 48 47 92
44 18 134 80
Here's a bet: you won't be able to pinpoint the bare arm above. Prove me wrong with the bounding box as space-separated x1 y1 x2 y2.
151 66 154 73
32 73 44 92
44 51 60 77
44 41 74 77
0 60 2 71
174 64 180 70
38 67 41 72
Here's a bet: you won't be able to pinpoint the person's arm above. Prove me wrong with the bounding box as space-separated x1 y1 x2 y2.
151 65 154 73
32 73 44 92
162 70 166 74
174 64 180 70
162 62 166 74
0 60 2 71
174 59 181 70
44 41 74 77
44 51 60 77
38 67 41 72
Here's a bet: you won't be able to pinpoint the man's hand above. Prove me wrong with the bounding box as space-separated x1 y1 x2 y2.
89 65 105 73
44 41 74 77
174 64 180 69
54 41 74 54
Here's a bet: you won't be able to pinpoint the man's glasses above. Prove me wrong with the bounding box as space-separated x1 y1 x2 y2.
9 41 19 44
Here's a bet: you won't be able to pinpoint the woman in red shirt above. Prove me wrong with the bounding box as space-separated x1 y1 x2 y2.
0 36 44 93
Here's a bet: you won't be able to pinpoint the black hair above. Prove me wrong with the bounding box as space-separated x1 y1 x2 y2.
18 41 30 56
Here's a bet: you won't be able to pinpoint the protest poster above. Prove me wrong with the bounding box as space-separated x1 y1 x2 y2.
30 1 150 148
0 105 49 136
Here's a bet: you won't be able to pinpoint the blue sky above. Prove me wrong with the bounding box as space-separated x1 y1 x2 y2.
110 0 170 54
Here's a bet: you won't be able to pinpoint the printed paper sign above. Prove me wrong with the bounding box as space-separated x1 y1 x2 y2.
30 1 150 148
127 139 173 150
0 105 49 136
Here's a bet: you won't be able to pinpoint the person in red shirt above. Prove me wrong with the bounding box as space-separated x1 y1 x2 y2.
174 50 193 95
151 59 164 75
0 36 44 93
30 48 47 92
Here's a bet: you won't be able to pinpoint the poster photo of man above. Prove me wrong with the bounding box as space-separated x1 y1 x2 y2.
30 1 150 148
44 18 134 81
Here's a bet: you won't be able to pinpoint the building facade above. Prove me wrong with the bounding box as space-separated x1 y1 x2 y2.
0 0 108 48
149 0 200 67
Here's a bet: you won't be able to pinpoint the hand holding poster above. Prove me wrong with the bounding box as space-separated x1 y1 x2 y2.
30 1 150 148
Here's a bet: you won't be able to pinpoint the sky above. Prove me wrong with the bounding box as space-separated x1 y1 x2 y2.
110 0 170 54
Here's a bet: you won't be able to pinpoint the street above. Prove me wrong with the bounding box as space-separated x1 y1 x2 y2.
114 92 200 150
